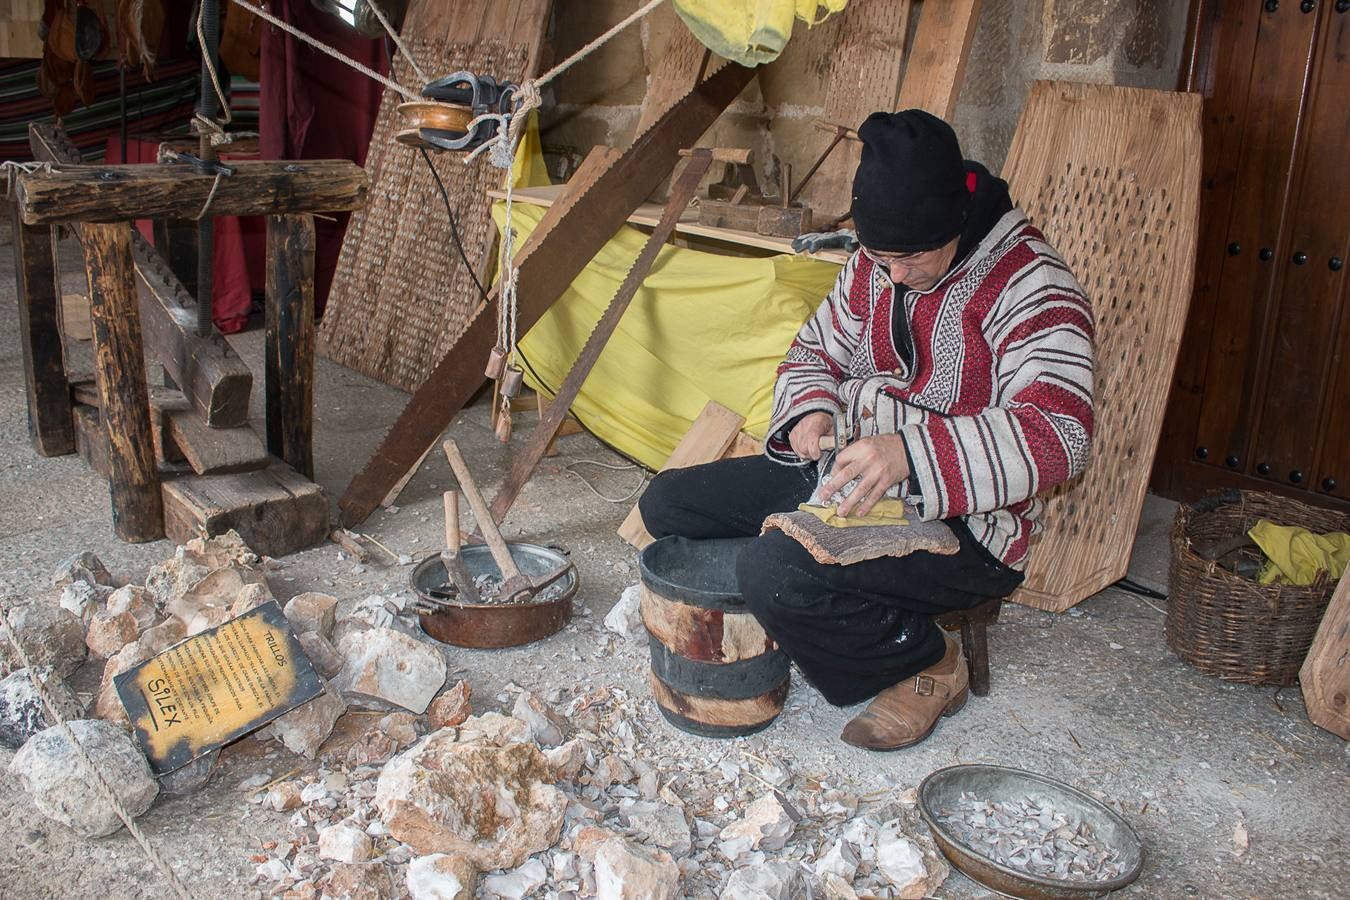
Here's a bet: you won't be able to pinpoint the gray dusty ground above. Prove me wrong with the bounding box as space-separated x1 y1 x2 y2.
1 221 1347 899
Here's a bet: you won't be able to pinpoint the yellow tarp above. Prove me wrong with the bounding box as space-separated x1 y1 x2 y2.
492 202 839 469
673 0 850 66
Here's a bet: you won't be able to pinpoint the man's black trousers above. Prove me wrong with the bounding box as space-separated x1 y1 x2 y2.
638 455 1023 706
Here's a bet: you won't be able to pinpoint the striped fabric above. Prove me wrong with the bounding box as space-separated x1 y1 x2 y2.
767 209 1095 570
0 58 198 162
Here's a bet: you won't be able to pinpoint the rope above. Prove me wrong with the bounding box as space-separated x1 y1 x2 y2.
195 6 232 125
195 171 225 220
0 601 195 900
226 0 420 101
564 460 647 504
366 0 428 85
1 159 53 199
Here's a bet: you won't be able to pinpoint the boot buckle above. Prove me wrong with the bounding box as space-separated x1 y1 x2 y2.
914 675 936 696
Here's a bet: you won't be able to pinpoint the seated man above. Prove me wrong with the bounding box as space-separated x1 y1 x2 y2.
638 110 1094 750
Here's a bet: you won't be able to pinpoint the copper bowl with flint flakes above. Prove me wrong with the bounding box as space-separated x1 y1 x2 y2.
410 542 577 649
919 765 1144 899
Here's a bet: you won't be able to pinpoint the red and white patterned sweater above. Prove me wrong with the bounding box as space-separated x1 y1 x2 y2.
767 209 1095 570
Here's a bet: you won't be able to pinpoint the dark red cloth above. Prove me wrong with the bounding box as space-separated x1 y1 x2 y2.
104 135 261 334
259 0 387 314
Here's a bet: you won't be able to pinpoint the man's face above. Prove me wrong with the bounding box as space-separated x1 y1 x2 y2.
861 238 959 291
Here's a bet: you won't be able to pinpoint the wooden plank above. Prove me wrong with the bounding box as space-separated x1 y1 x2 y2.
319 0 554 392
9 200 75 456
163 412 269 476
151 218 199 299
29 123 254 428
16 159 368 225
896 0 982 117
1300 570 1350 740
81 222 164 543
265 214 317 479
797 0 912 223
72 404 111 478
1003 82 1201 612
162 465 329 558
337 63 757 527
617 400 747 549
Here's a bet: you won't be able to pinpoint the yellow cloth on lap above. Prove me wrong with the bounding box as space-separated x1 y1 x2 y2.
797 499 910 528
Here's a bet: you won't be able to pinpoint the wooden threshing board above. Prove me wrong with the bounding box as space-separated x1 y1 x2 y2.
318 0 552 392
1003 81 1202 612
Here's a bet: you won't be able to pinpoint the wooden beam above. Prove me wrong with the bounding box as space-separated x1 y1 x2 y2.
81 222 164 542
28 123 254 428
897 0 982 118
162 465 329 558
16 159 368 225
265 214 317 479
8 200 74 456
163 411 269 476
337 61 758 526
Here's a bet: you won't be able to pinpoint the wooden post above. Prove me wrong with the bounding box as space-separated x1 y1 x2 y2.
151 218 199 298
81 222 164 542
9 201 74 456
265 214 316 479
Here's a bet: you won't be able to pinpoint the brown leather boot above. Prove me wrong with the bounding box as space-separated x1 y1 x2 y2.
840 632 969 750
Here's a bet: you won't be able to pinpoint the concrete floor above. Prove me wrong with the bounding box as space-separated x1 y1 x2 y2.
0 220 1347 899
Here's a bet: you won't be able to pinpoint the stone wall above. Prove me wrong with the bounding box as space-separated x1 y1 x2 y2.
539 0 1192 180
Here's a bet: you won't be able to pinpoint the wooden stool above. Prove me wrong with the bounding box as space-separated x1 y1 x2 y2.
936 598 1002 697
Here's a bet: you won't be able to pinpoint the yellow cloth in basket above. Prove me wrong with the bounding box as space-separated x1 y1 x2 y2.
672 0 849 66
1249 519 1350 586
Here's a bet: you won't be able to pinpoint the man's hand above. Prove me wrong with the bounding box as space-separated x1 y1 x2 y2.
821 434 911 518
788 412 835 461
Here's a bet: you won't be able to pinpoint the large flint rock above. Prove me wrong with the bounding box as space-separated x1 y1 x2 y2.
59 580 114 621
335 627 446 714
95 640 151 724
169 565 271 635
105 585 160 631
1 604 86 679
375 727 566 870
876 819 947 898
323 861 394 900
51 552 112 589
603 585 645 641
85 609 139 660
0 667 83 750
9 719 158 838
721 861 801 900
284 592 338 638
718 793 794 859
407 853 478 900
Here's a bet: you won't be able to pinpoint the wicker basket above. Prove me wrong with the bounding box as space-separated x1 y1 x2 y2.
1166 490 1348 685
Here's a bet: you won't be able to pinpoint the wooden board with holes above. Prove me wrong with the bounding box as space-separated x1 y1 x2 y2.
162 465 329 558
1300 569 1350 740
1002 82 1201 612
318 0 552 392
618 400 748 549
795 0 913 223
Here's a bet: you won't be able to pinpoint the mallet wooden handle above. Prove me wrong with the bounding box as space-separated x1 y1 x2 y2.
442 440 522 581
443 490 461 552
818 435 837 451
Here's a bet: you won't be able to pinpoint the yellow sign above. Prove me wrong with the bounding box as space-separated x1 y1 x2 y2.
116 601 322 774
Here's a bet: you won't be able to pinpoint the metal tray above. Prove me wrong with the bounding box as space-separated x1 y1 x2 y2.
919 764 1144 899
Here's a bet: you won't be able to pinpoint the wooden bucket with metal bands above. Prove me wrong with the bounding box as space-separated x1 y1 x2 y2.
639 536 789 737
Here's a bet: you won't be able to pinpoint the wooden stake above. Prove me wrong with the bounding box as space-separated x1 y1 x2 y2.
265 214 317 479
81 222 164 542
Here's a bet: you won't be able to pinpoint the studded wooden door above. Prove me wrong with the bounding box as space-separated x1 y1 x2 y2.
1156 0 1350 511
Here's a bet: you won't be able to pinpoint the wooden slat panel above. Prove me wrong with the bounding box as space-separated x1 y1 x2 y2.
1002 82 1201 613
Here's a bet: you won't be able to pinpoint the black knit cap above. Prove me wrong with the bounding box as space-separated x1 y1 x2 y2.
850 109 969 253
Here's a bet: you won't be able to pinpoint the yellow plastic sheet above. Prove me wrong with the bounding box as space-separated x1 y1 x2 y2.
490 202 839 470
1249 519 1350 586
673 0 849 66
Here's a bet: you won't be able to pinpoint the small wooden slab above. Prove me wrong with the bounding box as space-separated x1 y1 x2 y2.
1300 570 1350 740
162 465 329 558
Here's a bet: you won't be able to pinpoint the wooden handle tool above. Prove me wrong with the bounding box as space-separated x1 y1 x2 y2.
443 439 523 583
439 489 481 605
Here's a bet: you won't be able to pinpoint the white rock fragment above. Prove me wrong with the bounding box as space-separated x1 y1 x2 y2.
59 580 112 621
262 680 346 759
51 552 113 589
105 585 160 631
407 853 478 900
85 609 139 659
9 719 158 838
1 604 87 679
284 592 338 638
815 837 861 882
512 690 566 747
335 626 446 713
318 823 374 863
544 739 589 781
721 861 801 900
482 857 548 899
622 801 691 855
875 820 938 898
719 794 794 859
603 585 645 641
593 837 680 900
0 667 83 750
